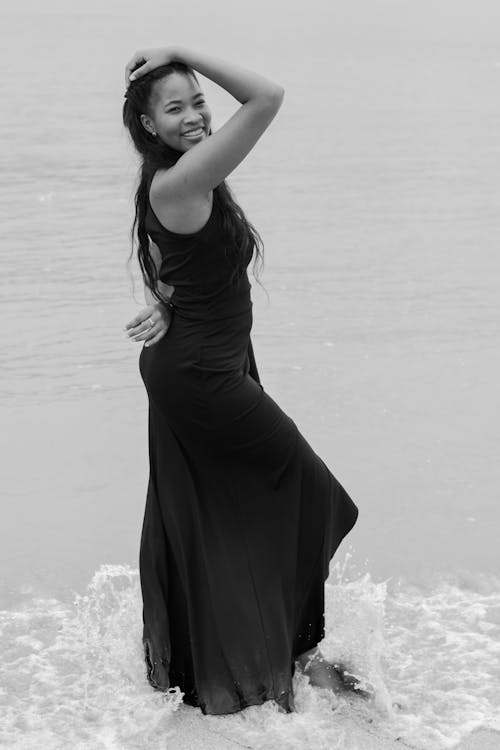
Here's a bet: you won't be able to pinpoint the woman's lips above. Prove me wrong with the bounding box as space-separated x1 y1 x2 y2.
182 127 205 139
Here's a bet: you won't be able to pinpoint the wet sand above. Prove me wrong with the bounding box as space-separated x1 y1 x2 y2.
163 712 499 750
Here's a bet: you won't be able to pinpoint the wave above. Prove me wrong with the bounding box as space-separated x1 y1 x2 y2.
1 558 499 749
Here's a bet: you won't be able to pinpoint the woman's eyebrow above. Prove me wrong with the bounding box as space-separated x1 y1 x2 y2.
164 93 204 106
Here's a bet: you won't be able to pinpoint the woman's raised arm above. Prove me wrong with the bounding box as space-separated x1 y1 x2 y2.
128 46 284 198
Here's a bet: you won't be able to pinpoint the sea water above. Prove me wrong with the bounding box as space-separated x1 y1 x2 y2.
2 562 499 748
1 0 499 747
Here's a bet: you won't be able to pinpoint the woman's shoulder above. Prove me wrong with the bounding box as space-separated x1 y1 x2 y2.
149 171 214 236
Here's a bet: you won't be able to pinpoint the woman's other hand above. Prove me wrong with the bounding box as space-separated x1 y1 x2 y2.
125 47 178 87
124 303 172 348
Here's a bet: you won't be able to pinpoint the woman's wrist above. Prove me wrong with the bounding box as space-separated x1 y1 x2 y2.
171 45 184 63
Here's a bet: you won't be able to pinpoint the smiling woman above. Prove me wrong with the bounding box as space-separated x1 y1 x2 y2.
121 45 359 716
141 75 215 236
141 79 212 150
122 47 269 320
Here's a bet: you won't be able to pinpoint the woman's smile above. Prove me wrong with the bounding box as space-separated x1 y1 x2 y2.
182 126 205 139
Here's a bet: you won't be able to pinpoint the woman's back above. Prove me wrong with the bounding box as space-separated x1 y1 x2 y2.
145 172 254 321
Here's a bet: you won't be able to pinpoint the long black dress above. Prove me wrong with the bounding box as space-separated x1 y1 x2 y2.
138 176 359 716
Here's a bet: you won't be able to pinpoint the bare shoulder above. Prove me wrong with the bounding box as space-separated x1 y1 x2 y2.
150 169 213 235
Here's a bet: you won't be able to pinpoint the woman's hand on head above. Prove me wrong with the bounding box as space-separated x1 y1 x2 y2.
125 46 178 87
124 303 172 348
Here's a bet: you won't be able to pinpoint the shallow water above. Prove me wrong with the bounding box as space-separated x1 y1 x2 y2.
2 562 499 749
1 0 499 747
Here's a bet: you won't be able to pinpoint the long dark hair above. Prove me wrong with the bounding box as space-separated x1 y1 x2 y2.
122 61 265 307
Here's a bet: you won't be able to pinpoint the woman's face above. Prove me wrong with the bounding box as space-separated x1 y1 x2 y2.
142 72 212 152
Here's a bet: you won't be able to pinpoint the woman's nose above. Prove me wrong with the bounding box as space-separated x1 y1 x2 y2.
184 108 203 124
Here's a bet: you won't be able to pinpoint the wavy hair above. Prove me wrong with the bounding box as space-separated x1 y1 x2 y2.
122 61 265 308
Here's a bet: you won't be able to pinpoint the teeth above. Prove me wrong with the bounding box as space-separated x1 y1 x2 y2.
184 128 203 136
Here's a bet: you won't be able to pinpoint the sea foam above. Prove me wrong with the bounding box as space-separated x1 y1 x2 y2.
1 559 499 749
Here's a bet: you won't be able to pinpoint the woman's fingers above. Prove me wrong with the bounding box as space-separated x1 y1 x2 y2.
128 60 152 83
125 320 170 343
124 303 159 330
127 321 158 341
125 48 160 87
125 47 175 88
124 311 148 331
124 304 171 343
125 51 148 87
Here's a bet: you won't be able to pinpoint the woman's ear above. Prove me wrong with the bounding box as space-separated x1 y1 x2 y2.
140 113 155 135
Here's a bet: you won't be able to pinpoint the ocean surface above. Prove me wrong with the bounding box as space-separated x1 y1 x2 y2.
1 1 499 747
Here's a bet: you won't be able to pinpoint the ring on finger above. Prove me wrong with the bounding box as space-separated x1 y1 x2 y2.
148 317 155 329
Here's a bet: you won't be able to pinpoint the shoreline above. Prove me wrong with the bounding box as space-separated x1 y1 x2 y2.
162 706 499 750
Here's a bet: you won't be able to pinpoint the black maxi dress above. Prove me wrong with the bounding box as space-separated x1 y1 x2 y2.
138 176 359 716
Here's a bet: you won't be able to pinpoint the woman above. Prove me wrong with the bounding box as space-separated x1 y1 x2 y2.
122 46 360 716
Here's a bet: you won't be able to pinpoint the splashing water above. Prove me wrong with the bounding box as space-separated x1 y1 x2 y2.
0 566 183 750
1 559 499 749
